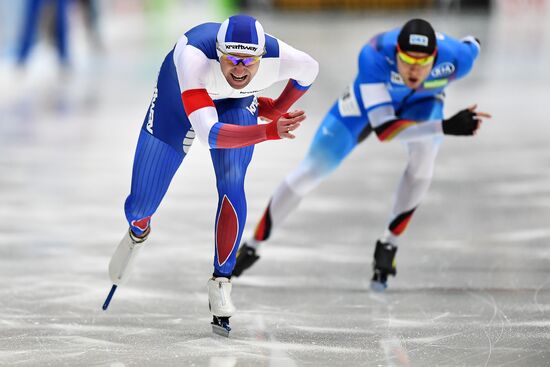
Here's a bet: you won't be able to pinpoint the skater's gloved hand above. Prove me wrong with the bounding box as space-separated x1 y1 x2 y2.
266 110 306 140
442 104 491 136
258 97 284 121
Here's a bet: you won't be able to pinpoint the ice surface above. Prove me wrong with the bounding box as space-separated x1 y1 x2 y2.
1 3 549 366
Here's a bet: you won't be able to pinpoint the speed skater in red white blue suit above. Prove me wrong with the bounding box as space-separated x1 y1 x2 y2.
104 15 319 335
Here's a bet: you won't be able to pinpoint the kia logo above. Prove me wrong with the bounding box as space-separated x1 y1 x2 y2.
431 62 455 78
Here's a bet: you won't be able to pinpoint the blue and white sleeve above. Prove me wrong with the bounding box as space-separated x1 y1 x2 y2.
454 36 481 80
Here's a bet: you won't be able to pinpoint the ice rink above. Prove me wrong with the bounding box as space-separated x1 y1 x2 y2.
1 1 550 366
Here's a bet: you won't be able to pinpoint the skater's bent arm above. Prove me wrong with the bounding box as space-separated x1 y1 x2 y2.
356 81 441 142
182 89 273 149
366 35 482 142
368 103 443 142
277 41 319 87
259 41 319 120
175 42 311 149
355 46 442 142
453 35 481 80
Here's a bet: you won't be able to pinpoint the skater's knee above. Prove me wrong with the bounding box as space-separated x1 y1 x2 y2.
404 153 437 182
405 167 434 183
306 145 346 174
216 165 246 187
286 158 334 196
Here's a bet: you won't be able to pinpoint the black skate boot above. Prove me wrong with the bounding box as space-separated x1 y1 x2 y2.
232 243 260 277
370 240 397 292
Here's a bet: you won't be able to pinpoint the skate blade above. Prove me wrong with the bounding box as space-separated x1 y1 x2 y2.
102 284 118 310
370 280 387 293
211 323 230 337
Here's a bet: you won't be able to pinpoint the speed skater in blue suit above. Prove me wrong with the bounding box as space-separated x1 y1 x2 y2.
234 19 491 292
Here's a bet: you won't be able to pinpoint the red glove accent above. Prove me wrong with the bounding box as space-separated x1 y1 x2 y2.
264 112 293 140
265 119 281 140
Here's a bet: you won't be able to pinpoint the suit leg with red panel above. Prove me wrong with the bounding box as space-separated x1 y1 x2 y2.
210 97 257 277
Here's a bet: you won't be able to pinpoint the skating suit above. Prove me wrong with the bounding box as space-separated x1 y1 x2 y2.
251 29 481 244
124 22 317 277
308 29 480 166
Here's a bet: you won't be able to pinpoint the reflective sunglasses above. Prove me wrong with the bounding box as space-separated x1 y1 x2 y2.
396 44 437 66
217 47 264 66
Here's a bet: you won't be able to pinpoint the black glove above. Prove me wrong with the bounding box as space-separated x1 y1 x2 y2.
442 109 479 136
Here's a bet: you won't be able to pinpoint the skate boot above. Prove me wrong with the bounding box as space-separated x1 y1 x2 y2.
208 277 236 337
232 242 260 277
103 228 149 310
370 240 398 292
109 228 149 285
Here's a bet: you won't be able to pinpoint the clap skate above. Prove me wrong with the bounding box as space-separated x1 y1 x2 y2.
102 228 149 310
232 242 260 277
370 240 398 292
208 277 236 337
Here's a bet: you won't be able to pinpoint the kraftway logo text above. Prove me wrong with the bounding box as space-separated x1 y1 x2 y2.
226 44 258 52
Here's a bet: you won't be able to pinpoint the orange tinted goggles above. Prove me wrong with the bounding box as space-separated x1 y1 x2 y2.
396 44 437 66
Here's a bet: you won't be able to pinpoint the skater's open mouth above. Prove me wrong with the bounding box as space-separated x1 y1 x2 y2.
230 73 247 82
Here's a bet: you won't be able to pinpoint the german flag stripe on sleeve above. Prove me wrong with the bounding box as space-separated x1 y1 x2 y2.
374 118 417 141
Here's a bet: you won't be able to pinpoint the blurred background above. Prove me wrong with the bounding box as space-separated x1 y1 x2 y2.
1 1 549 366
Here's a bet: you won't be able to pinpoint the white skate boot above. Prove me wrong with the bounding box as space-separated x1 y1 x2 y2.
102 229 148 310
208 277 236 337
